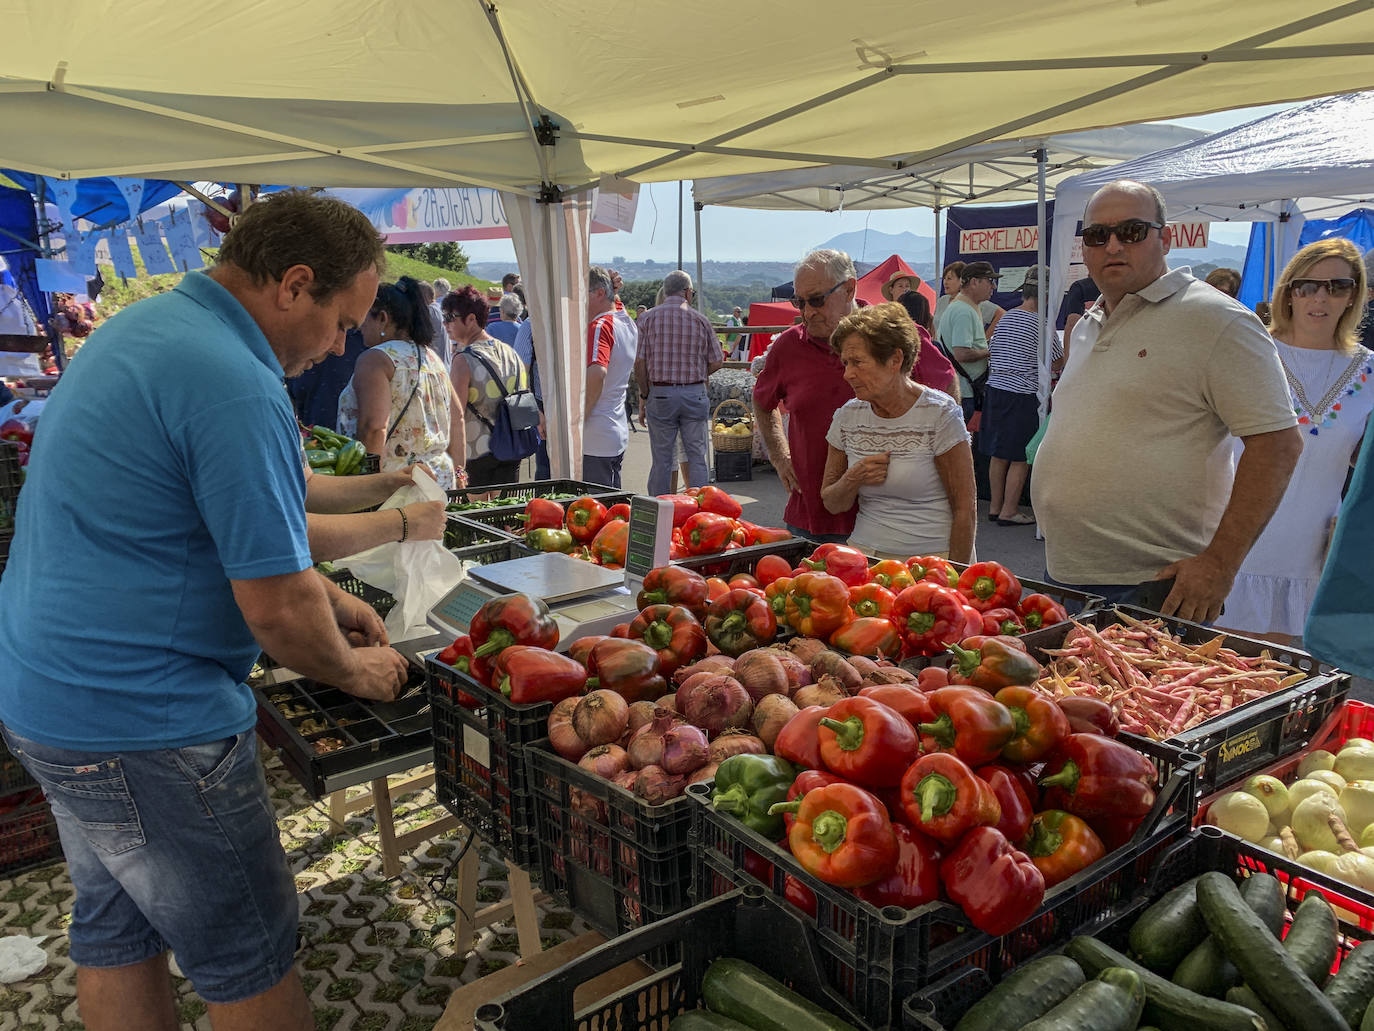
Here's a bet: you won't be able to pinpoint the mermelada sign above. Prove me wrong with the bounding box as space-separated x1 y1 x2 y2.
969 222 1210 256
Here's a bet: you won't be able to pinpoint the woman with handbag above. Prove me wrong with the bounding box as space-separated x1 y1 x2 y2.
337 276 466 489
443 285 532 487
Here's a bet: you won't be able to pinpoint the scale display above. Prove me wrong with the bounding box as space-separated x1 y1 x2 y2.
624 496 673 580
429 582 490 639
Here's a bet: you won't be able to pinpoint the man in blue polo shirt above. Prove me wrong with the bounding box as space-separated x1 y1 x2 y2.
0 191 408 1031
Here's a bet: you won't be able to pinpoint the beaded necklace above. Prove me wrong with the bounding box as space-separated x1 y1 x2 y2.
1277 348 1370 436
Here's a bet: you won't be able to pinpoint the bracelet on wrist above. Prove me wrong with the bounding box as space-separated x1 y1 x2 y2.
398 508 409 543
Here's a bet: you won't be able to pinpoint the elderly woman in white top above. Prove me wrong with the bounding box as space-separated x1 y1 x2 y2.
820 302 976 561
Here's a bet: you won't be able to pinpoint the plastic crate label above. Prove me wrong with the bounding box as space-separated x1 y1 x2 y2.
463 725 491 769
1212 720 1281 783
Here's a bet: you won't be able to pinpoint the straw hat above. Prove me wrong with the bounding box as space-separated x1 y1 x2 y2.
881 269 921 302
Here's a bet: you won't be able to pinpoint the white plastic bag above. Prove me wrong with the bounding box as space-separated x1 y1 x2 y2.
337 469 466 642
0 935 47 983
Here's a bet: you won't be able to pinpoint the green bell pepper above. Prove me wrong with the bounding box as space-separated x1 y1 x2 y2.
305 448 338 469
525 527 574 553
710 754 796 839
334 440 366 476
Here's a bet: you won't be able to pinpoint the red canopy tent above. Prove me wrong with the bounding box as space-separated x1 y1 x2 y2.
855 254 938 310
745 301 799 360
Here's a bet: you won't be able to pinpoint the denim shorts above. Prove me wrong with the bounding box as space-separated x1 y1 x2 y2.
0 725 300 1004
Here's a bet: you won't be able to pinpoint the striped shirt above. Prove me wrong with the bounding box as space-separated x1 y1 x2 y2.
635 298 719 384
987 308 1062 395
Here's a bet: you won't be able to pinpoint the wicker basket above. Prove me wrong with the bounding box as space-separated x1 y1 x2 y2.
711 398 754 452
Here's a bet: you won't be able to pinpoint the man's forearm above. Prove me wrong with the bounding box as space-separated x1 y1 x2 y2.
306 471 409 514
240 572 362 684
307 511 405 562
1204 427 1303 571
952 345 988 362
754 403 787 459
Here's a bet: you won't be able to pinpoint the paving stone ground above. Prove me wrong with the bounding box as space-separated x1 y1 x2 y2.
0 747 587 1031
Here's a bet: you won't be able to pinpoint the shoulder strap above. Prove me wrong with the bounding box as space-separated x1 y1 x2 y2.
466 345 510 399
385 342 423 440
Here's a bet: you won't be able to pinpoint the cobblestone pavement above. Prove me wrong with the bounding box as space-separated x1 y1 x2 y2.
0 748 586 1031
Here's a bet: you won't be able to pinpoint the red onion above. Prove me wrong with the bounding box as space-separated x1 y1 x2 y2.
672 655 735 685
772 651 813 693
661 723 709 775
611 769 639 792
674 671 719 706
627 708 681 770
634 764 687 804
548 697 587 762
569 787 607 824
752 694 800 751
678 674 753 737
731 651 788 703
708 730 766 764
578 743 629 781
655 694 679 712
572 690 630 747
626 700 658 735
687 761 720 786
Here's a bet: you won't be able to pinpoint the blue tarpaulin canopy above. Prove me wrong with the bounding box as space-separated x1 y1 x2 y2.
1240 208 1374 310
2 172 182 227
0 183 49 326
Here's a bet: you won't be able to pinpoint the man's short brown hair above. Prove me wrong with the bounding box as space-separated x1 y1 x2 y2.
216 190 385 300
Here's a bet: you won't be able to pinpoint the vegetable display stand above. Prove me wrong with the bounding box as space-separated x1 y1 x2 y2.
441 516 527 560
474 886 872 1031
674 535 814 579
0 528 11 581
458 493 634 540
1020 605 1350 795
686 735 1201 1028
444 479 631 515
0 787 61 876
904 825 1374 1030
426 655 547 869
527 739 694 940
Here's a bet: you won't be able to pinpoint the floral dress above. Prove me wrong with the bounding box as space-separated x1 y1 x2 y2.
337 339 456 489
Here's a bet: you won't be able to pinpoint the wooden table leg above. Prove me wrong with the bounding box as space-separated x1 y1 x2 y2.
507 861 542 958
454 847 479 952
327 789 348 834
370 777 401 878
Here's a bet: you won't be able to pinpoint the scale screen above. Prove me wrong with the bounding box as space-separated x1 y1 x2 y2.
428 582 490 639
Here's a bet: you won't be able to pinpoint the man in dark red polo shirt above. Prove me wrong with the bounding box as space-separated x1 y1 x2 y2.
753 249 861 542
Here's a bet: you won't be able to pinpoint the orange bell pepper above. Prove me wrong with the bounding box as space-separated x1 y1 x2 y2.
869 559 915 591
847 582 896 619
773 782 898 888
763 576 793 621
783 571 852 639
588 519 629 567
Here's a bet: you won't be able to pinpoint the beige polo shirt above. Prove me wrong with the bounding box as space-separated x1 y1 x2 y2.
1031 268 1296 585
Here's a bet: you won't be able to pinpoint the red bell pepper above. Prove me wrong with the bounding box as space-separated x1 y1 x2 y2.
869 559 916 592
1056 696 1120 737
729 524 749 546
776 782 898 888
918 687 1016 766
959 602 985 640
589 519 629 567
856 684 934 728
604 502 631 523
565 496 607 543
784 874 818 917
907 555 959 589
891 582 970 656
682 511 736 555
994 685 1070 762
753 554 794 588
956 561 1024 613
669 531 689 560
763 577 793 621
916 666 950 692
490 646 587 704
565 635 608 668
636 565 710 617
469 594 559 658
1087 813 1146 852
704 588 778 656
773 705 830 770
817 696 920 788
626 604 707 677
855 823 942 908
779 769 845 833
801 543 872 587
975 763 1035 843
586 638 667 703
1039 733 1157 820
609 622 632 638
899 752 1001 842
1022 810 1106 888
829 617 902 658
746 523 793 545
946 638 1043 691
980 607 1026 636
659 493 700 527
434 635 487 704
847 582 896 620
1018 593 1069 631
520 496 565 531
696 485 743 519
784 572 853 639
940 826 1046 936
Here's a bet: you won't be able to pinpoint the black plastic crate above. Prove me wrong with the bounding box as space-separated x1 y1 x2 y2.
0 787 62 876
441 516 515 558
426 656 547 869
475 887 872 1031
0 528 11 581
326 568 397 618
904 826 1374 1030
713 449 752 482
457 493 633 539
528 739 694 938
0 736 36 795
672 535 813 579
360 452 380 474
444 478 630 517
1019 605 1350 795
0 439 19 531
687 734 1201 1028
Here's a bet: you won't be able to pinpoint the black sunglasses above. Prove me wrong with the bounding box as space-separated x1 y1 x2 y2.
1081 219 1164 247
1291 278 1357 299
790 280 846 310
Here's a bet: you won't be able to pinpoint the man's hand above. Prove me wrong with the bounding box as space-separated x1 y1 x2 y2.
402 500 447 541
770 452 799 493
330 589 389 647
638 403 648 427
1155 552 1237 624
342 647 410 701
845 452 890 488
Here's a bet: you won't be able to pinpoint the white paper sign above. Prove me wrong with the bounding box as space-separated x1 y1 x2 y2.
132 221 176 276
162 214 204 271
593 176 640 233
64 230 97 277
104 230 138 280
113 179 146 220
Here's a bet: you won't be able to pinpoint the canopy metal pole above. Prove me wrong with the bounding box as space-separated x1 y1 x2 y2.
1036 148 1050 417
694 202 705 313
933 204 942 279
677 181 684 271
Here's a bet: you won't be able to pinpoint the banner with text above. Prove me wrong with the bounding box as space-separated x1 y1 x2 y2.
326 186 624 243
943 201 1054 310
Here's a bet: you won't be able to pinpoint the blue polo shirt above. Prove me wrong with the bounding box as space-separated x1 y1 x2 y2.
0 272 312 750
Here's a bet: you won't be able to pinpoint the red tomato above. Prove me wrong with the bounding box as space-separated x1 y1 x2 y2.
754 554 793 587
705 577 731 601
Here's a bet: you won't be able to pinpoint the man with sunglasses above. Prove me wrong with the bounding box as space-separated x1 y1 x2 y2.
1032 180 1302 624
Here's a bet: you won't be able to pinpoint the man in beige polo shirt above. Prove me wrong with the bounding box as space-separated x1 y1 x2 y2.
1032 180 1303 624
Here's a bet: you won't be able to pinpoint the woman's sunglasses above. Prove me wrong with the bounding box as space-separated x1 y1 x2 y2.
790 280 846 310
1290 278 1356 298
1080 219 1164 247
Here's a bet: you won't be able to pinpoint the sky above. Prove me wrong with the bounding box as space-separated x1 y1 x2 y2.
459 101 1300 267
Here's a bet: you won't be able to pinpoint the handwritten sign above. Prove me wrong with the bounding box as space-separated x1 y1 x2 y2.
959 225 1039 254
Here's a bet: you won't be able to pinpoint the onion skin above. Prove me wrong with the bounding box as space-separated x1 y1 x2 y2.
572 689 630 747
810 651 862 692
634 764 687 804
771 650 813 693
626 700 658 736
708 731 766 764
786 637 829 665
731 651 789 703
578 743 630 781
862 666 917 685
627 708 680 770
678 674 753 737
673 655 735 685
612 769 639 791
661 723 710 775
675 671 719 700
793 679 847 708
752 693 800 750
688 761 720 786
848 656 882 677
655 694 679 712
548 696 588 762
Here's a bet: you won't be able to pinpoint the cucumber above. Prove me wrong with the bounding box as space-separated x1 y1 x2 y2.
1285 892 1339 988
1172 871 1285 997
1020 966 1144 1031
1327 940 1374 1028
1130 876 1210 973
953 954 1084 1031
700 958 859 1031
1063 935 1263 1031
668 1013 753 1031
1195 871 1349 1030
1226 985 1289 1031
